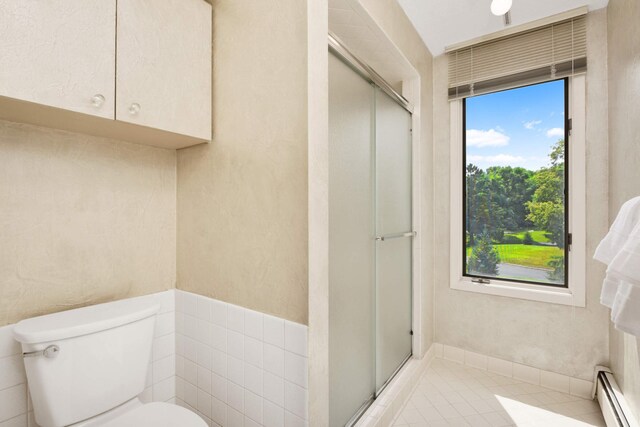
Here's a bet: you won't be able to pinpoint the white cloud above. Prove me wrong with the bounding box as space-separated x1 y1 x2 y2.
524 120 542 130
466 129 510 148
467 154 526 165
546 127 564 138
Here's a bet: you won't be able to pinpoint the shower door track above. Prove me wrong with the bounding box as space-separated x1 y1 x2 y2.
345 353 413 427
328 32 414 114
375 352 412 398
345 396 375 427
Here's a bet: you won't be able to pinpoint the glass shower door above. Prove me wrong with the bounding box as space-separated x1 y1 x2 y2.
374 87 413 393
329 50 414 426
328 53 376 427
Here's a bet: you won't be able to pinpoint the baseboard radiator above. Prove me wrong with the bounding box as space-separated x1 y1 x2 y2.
597 369 640 427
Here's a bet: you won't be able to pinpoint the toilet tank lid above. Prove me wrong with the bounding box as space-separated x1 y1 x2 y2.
13 298 160 344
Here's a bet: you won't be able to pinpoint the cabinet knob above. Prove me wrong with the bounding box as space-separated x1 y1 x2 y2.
128 103 141 116
91 94 105 108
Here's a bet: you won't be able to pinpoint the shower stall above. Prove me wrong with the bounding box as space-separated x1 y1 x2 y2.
328 36 414 426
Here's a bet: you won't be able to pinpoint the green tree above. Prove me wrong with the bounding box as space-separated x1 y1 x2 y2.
487 166 535 230
466 164 536 248
465 164 484 247
549 139 565 165
483 171 510 242
526 139 565 248
523 231 534 245
466 164 509 245
547 255 565 282
468 232 501 275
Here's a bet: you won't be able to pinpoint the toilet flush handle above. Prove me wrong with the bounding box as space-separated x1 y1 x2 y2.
23 345 60 359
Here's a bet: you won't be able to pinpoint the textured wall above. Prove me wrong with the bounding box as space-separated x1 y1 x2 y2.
0 120 176 326
432 10 610 380
307 0 329 424
359 0 435 355
177 0 309 324
607 0 640 420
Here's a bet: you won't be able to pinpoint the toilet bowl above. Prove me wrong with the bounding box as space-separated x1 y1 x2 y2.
13 297 206 427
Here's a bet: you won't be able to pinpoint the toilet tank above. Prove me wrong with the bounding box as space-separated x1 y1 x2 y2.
13 298 160 427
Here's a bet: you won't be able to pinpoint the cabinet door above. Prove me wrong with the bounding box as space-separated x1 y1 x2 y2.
116 0 212 140
0 0 116 119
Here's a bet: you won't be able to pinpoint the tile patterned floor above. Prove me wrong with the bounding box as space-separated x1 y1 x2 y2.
393 358 606 427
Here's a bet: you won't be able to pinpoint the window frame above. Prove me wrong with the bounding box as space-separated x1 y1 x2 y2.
462 78 570 288
449 75 586 307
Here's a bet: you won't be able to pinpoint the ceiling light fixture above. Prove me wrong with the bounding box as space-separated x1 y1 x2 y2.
491 0 512 16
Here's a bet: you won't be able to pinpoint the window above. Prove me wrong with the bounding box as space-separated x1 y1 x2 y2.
463 79 568 287
449 75 586 307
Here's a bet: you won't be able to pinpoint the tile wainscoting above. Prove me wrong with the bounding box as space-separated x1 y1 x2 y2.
1 294 595 427
174 290 309 427
0 290 309 427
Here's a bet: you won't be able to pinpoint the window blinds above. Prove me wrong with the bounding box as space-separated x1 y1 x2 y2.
447 15 586 99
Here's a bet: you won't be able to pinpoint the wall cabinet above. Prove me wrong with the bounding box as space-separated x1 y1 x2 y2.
0 0 211 149
116 0 212 140
0 0 116 120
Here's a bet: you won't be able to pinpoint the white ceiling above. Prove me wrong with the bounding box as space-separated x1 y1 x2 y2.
397 0 609 56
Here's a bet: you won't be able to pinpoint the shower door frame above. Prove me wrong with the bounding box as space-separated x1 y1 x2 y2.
328 34 413 114
329 32 423 426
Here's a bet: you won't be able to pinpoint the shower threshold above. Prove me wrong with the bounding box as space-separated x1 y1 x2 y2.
346 352 413 427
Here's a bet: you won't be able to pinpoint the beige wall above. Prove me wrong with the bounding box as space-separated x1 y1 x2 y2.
359 0 435 354
177 0 309 325
0 120 176 326
432 10 610 380
607 0 640 419
307 0 329 422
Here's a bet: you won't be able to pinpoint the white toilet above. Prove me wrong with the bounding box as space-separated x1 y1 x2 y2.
13 298 205 427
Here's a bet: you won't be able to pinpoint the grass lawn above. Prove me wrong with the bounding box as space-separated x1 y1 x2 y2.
466 244 563 269
503 230 551 243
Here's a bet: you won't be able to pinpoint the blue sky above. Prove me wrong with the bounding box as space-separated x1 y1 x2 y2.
465 79 566 171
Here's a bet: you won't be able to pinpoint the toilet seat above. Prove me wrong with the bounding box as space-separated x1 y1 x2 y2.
98 402 206 427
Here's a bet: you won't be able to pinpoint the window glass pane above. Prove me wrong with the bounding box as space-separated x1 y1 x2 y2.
464 79 567 286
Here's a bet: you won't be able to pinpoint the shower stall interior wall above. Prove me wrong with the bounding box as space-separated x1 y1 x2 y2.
328 51 414 426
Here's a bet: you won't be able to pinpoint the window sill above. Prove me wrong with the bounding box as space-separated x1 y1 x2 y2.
451 277 585 307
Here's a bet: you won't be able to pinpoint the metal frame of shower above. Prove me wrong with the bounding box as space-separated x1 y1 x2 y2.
329 32 416 427
328 33 414 114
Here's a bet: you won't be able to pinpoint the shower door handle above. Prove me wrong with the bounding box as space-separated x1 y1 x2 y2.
375 231 416 241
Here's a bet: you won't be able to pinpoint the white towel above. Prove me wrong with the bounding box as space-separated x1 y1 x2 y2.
608 220 640 286
610 281 640 336
600 275 622 307
607 221 640 336
595 197 640 263
594 196 640 307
